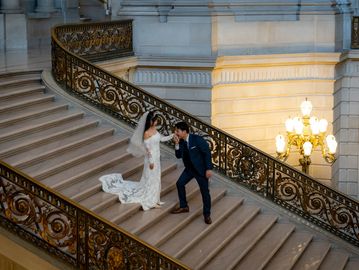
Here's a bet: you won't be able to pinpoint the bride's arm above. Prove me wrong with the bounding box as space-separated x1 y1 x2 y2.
160 133 174 142
144 140 154 169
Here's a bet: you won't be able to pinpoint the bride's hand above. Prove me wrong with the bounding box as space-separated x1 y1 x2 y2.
149 163 154 170
173 134 179 144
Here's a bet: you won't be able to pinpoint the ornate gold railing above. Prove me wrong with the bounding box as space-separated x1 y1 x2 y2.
0 160 189 269
3 19 358 268
50 20 359 248
53 20 133 62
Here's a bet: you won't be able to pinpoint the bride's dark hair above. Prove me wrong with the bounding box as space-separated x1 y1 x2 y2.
144 111 159 134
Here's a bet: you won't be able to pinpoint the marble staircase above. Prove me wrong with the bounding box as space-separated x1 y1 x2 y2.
1 70 359 270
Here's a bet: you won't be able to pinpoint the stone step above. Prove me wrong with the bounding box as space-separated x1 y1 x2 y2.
0 81 43 93
157 164 182 196
233 223 295 270
318 250 349 270
158 196 248 256
0 110 85 142
0 75 41 88
264 231 313 270
0 112 84 142
118 180 202 235
200 214 277 270
139 189 226 246
10 127 115 168
180 206 271 269
139 187 228 247
38 143 132 187
344 259 359 270
0 94 54 114
0 102 68 128
97 165 181 225
292 241 331 270
61 155 143 201
23 136 128 179
0 117 99 159
0 91 50 108
0 86 45 101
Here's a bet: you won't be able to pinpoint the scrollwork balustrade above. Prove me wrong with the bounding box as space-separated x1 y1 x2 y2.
0 161 188 269
50 20 359 248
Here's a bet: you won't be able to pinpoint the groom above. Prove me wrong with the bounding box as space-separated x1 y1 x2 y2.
171 121 213 224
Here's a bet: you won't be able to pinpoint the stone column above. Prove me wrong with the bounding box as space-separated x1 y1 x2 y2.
35 0 56 13
333 51 359 200
0 0 22 13
0 0 27 50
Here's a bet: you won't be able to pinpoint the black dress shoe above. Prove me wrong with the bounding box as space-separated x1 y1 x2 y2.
171 206 189 214
204 216 212 224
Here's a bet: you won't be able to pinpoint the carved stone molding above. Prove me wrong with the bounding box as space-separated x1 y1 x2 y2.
133 69 211 87
213 53 340 84
116 0 352 22
213 65 336 84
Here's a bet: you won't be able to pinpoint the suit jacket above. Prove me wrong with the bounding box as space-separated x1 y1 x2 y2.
175 134 213 176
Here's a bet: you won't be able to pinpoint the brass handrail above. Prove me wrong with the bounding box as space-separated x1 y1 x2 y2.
50 20 359 248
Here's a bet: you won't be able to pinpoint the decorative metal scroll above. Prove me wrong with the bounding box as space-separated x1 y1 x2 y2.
352 17 359 49
54 20 133 61
0 161 189 269
50 20 359 247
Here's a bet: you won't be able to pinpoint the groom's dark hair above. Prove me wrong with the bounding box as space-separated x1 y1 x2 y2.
175 121 189 133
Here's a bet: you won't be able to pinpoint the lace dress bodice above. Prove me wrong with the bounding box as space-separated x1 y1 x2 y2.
100 132 173 210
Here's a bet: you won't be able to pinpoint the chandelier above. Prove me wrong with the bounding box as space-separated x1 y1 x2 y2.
275 98 337 174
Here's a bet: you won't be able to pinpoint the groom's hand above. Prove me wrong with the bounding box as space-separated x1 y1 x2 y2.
149 163 154 170
205 170 212 179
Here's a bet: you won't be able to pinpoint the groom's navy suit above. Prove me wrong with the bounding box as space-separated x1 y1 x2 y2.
175 134 213 217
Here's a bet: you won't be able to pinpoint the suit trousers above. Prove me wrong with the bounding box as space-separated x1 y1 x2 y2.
176 167 211 217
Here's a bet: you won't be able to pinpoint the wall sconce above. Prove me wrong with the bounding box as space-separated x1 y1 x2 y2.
275 98 337 174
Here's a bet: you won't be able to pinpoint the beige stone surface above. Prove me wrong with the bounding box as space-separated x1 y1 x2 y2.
212 53 339 182
0 233 61 270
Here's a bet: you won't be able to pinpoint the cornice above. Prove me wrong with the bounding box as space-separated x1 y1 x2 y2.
215 53 341 68
116 0 353 22
213 53 340 84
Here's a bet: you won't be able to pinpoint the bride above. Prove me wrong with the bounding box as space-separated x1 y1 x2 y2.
99 111 174 210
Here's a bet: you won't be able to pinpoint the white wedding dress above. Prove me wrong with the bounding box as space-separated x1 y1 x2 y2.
99 132 173 211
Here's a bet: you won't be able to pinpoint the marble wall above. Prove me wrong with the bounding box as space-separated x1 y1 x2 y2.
212 14 336 55
0 0 79 50
212 53 339 183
